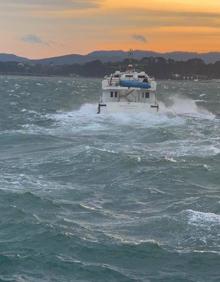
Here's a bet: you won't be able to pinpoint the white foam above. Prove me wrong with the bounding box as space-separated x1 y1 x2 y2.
184 209 220 225
160 95 215 120
165 156 177 163
209 146 220 155
107 111 183 127
50 103 185 132
80 203 99 211
103 232 161 246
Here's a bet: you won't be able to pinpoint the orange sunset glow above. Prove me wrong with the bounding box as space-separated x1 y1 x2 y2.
0 0 220 58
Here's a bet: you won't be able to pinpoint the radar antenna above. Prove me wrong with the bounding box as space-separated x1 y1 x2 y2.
127 49 134 71
128 49 134 61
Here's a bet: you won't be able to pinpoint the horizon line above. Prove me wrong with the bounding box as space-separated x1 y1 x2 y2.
1 49 220 60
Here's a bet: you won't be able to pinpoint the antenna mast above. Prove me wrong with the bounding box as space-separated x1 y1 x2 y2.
127 49 134 72
128 49 134 63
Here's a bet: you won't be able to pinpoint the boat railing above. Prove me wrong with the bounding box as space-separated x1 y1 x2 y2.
108 77 120 86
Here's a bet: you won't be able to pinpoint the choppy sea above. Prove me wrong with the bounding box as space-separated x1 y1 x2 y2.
0 75 220 282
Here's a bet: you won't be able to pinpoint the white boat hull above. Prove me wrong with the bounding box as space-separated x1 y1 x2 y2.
98 102 159 114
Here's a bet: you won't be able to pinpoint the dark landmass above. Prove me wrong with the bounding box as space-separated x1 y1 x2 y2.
2 50 220 65
0 53 29 63
1 57 220 79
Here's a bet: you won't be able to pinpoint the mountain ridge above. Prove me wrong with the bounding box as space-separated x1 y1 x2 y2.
1 50 220 64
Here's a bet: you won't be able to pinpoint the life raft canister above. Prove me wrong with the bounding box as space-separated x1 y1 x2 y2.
119 80 151 89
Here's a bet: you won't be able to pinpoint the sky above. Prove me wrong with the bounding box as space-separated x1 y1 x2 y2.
1 0 220 58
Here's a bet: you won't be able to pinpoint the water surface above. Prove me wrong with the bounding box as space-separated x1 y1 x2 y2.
0 76 219 281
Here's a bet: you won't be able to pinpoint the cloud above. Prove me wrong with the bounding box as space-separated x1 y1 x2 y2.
132 34 147 43
21 34 48 45
122 9 220 29
3 0 102 10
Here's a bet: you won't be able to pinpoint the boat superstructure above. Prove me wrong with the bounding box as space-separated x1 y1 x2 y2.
97 65 159 114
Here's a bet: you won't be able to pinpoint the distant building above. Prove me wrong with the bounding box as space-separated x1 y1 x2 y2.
171 73 209 80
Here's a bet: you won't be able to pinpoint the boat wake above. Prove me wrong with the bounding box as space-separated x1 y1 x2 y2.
51 103 184 130
15 95 217 140
159 95 215 120
52 96 215 128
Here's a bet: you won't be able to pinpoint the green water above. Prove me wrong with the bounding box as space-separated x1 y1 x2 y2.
0 76 219 281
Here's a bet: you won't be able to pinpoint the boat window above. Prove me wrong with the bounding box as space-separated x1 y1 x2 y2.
125 75 133 78
145 93 150 99
138 75 146 79
110 91 114 97
114 75 120 78
115 92 118 98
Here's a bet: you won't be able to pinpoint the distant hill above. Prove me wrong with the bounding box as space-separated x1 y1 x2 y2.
1 56 220 79
33 51 220 65
0 53 28 62
1 50 220 64
34 54 87 65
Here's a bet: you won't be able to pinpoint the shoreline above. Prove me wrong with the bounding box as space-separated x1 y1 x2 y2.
0 73 216 81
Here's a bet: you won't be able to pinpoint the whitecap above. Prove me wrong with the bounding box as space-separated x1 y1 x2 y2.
51 103 186 133
160 95 215 120
165 156 177 163
184 209 220 225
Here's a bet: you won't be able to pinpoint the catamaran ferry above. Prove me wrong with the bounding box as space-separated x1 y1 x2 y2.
97 64 159 114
